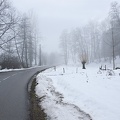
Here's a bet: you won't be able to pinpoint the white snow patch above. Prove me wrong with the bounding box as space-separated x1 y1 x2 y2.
36 65 120 120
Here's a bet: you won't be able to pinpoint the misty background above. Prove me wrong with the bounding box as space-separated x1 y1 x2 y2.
0 0 120 69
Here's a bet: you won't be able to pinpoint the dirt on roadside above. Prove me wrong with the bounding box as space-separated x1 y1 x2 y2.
29 77 47 120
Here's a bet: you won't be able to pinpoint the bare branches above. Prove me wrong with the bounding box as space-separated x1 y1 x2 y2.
0 0 39 68
60 30 69 65
0 0 18 53
0 36 15 46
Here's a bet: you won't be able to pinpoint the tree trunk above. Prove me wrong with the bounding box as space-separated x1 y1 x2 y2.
111 21 115 70
82 62 86 69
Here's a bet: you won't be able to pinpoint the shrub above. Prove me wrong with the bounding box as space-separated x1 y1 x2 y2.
0 55 21 69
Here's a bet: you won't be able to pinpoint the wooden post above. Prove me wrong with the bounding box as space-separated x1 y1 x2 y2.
105 65 106 70
54 66 56 71
63 68 65 73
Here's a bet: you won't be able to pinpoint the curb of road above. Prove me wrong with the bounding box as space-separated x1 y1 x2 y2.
27 69 48 120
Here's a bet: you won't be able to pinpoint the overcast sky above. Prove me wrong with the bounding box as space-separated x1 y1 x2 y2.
11 0 119 53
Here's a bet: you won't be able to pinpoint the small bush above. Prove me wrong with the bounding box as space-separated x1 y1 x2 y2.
0 55 21 69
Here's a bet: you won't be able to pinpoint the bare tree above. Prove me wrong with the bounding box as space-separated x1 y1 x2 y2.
0 0 17 51
59 1 120 68
109 1 120 69
39 44 42 66
80 52 88 69
75 28 88 69
60 30 69 65
15 14 35 67
0 0 41 68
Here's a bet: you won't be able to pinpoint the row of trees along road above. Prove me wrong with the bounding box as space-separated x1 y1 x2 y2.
60 1 120 70
0 0 40 69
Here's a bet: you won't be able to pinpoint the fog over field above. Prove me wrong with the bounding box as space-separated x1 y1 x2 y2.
0 1 120 120
11 0 120 53
0 0 120 68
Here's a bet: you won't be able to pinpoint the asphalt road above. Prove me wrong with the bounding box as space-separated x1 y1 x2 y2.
0 66 49 120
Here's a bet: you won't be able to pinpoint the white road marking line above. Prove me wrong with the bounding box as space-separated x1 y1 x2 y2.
0 73 17 84
12 73 17 76
3 76 11 81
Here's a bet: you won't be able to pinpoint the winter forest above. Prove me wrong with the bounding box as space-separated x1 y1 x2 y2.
60 1 120 69
0 0 120 69
0 0 39 69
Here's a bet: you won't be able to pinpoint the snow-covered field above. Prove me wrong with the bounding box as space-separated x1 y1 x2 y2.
36 64 120 120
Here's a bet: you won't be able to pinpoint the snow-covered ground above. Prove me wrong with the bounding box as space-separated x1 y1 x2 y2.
0 66 44 73
36 64 120 120
0 68 24 72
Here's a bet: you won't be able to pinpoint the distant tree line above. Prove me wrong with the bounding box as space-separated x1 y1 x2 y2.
0 0 41 69
60 1 120 69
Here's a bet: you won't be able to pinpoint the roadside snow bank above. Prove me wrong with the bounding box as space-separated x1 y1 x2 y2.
36 65 120 120
36 73 91 120
0 66 42 73
0 68 22 72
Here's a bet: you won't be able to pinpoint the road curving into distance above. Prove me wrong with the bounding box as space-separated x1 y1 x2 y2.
0 66 50 120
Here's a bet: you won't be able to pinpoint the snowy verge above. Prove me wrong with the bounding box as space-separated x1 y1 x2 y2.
36 74 91 120
0 65 46 73
36 65 120 120
0 68 24 73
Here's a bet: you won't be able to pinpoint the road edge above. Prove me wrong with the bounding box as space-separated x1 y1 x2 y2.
28 74 47 120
